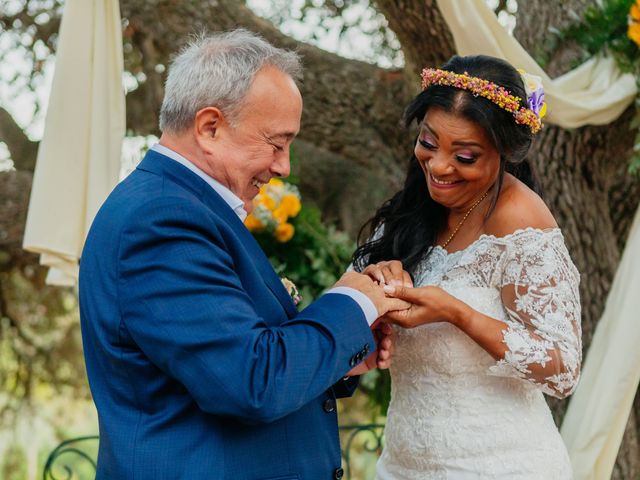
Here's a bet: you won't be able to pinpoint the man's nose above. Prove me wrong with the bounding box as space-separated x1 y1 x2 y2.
271 149 291 178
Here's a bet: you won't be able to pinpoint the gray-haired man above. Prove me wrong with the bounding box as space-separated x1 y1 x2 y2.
79 30 402 480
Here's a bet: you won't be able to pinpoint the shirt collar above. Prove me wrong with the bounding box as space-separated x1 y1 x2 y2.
151 144 247 221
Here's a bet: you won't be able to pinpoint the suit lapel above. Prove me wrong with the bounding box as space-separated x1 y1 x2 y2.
199 187 299 319
137 150 298 318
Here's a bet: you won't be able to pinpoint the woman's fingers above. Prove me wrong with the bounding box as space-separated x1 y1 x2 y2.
364 260 409 287
363 265 386 285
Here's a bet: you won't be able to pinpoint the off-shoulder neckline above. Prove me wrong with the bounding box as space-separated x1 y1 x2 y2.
432 226 561 256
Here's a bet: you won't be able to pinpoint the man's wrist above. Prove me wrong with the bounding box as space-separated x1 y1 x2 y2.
325 286 378 326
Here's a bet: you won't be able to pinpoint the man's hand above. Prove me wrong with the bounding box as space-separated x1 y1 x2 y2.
345 322 394 376
334 271 410 316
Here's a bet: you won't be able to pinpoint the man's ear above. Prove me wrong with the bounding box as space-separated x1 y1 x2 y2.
194 106 225 146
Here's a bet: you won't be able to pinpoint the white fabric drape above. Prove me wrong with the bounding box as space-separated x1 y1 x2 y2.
434 1 640 478
22 0 125 286
435 0 637 128
559 205 640 479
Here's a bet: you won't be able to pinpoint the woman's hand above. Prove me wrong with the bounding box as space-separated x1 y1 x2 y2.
381 284 470 329
363 260 413 288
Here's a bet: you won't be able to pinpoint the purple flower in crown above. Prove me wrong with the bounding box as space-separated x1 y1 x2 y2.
528 88 545 117
518 69 547 119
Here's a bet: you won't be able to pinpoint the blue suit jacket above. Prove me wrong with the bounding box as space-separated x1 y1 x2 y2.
79 150 375 480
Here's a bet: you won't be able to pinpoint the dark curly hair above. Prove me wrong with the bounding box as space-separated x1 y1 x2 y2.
352 54 540 276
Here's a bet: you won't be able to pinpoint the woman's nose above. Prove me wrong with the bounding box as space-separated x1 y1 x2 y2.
428 153 454 176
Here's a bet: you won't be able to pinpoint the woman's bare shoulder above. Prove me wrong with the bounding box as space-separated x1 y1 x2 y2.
484 174 558 238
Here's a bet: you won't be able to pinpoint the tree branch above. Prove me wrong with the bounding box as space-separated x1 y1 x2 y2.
375 0 456 75
0 107 37 172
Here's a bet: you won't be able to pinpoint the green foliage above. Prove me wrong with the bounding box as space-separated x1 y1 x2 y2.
559 0 637 72
252 202 356 307
557 0 640 173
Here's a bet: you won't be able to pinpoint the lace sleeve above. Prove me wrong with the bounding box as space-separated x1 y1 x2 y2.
489 229 582 399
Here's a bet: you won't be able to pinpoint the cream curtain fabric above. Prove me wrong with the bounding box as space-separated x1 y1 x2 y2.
435 0 637 128
559 205 640 479
434 1 640 478
22 0 125 286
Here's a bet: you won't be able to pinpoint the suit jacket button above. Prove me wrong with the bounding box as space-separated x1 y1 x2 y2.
323 399 336 413
334 467 344 479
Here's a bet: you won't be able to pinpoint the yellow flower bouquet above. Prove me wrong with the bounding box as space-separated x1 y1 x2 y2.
245 179 302 243
243 176 355 308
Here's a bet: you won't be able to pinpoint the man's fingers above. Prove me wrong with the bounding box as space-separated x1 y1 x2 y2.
379 322 393 335
384 297 411 312
382 308 412 327
377 357 391 369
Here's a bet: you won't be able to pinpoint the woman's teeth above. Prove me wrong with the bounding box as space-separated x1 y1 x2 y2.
431 174 457 185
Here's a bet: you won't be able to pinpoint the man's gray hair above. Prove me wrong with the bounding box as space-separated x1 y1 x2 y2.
159 29 302 133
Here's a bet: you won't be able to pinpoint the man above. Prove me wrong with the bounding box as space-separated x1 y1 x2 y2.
79 30 405 479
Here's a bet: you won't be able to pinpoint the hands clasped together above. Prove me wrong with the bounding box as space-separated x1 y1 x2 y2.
338 261 461 377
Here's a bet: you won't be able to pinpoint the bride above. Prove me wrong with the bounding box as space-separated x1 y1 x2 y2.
353 55 581 479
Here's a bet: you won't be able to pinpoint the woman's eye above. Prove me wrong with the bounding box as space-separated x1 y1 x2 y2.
272 144 285 152
418 139 437 150
455 155 477 164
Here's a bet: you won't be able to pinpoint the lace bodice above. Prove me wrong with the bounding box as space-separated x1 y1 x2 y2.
376 228 581 479
414 227 582 398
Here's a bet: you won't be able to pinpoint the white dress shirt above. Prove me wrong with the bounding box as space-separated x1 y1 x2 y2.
151 143 377 326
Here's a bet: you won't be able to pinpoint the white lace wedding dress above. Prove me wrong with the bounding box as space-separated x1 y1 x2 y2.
376 228 582 479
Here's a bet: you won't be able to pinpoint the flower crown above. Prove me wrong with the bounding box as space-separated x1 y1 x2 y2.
420 68 546 134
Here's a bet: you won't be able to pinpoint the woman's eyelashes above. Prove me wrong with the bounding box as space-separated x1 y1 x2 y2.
418 137 437 150
455 153 477 164
419 138 478 164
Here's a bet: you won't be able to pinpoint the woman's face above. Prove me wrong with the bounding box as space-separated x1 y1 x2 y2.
414 107 501 212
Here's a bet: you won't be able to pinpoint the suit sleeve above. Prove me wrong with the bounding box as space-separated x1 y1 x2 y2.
117 197 374 424
332 376 360 398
